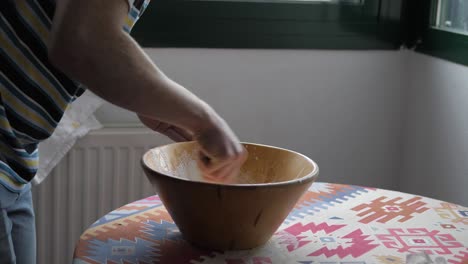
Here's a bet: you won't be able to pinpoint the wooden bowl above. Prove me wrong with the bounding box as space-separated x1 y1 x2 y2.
141 142 319 250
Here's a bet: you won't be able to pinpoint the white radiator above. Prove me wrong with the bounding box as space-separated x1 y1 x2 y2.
32 127 170 264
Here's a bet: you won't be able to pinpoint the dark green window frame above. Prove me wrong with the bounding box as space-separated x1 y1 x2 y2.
405 0 468 66
131 0 404 49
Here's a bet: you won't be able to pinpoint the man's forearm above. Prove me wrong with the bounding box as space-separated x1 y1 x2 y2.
49 0 213 132
48 0 246 182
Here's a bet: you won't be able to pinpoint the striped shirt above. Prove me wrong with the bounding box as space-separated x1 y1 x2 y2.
0 0 150 192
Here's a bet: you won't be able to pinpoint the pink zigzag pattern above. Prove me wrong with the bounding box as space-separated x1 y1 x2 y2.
286 222 346 236
278 222 346 251
309 229 379 258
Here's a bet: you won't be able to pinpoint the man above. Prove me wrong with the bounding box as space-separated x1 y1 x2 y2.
0 0 247 262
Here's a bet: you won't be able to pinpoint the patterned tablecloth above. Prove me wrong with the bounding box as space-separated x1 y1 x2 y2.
73 182 468 264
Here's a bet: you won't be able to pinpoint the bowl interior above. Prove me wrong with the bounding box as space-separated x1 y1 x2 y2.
143 142 317 185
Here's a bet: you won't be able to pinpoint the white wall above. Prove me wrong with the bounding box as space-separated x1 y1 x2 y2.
96 49 404 190
402 52 468 205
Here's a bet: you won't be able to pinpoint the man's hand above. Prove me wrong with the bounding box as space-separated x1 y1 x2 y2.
192 114 248 184
139 113 247 184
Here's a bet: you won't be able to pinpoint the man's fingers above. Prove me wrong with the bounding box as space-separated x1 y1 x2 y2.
204 162 238 183
201 164 240 184
215 163 242 183
197 150 246 184
197 151 229 174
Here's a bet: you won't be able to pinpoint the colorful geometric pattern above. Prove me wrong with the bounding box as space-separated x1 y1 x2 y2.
73 182 468 264
352 196 429 224
285 183 371 224
376 228 463 254
435 202 468 225
276 222 379 258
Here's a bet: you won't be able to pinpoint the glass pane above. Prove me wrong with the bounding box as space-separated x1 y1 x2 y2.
202 0 363 3
433 0 468 35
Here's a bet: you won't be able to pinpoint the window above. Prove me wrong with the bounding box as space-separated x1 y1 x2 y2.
433 0 468 35
130 0 403 49
413 0 468 66
220 0 362 3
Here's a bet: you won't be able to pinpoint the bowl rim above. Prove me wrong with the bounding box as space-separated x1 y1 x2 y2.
141 142 319 189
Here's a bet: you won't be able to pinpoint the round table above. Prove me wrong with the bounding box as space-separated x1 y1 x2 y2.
73 182 468 264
